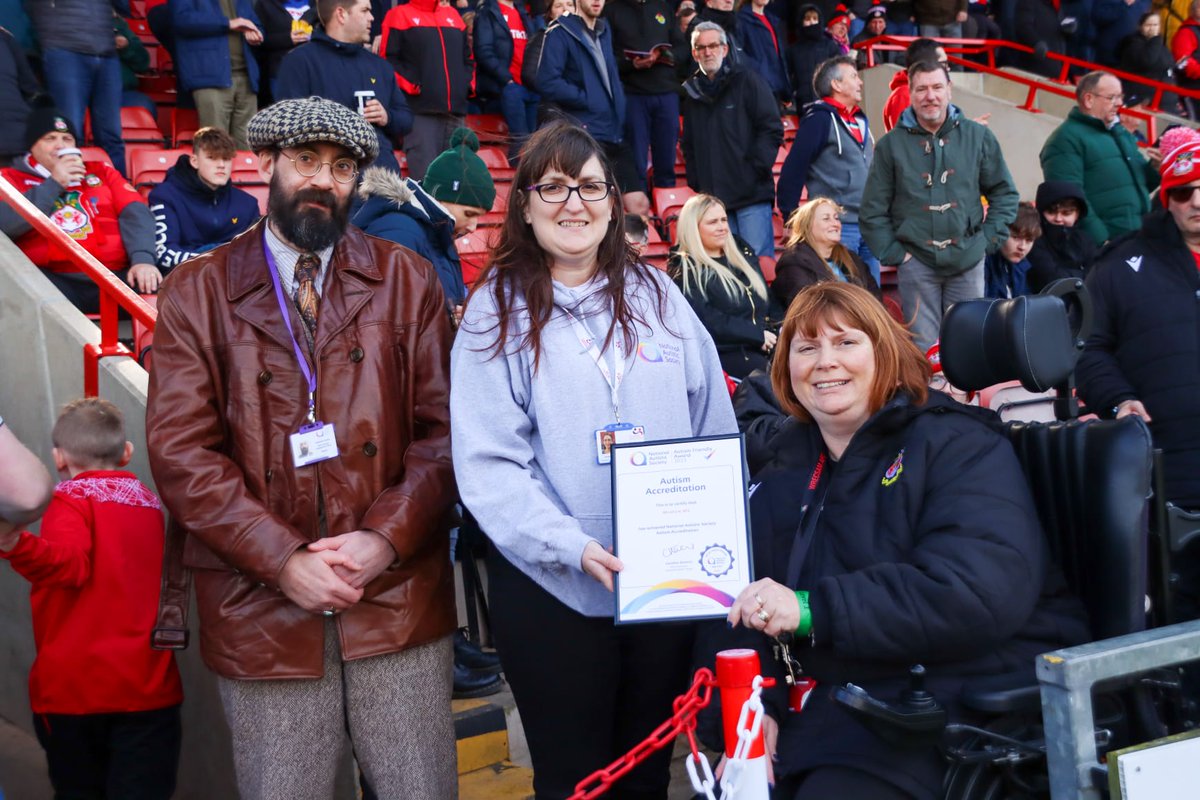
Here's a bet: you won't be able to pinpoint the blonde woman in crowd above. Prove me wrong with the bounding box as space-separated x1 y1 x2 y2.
668 193 782 378
773 197 880 310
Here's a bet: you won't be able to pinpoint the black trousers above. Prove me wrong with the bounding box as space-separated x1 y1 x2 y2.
487 549 695 800
33 704 181 800
784 765 916 799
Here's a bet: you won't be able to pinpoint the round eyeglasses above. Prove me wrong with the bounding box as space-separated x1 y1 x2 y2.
525 181 614 203
282 150 359 184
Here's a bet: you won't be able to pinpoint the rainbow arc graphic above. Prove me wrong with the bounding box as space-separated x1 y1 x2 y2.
620 579 735 614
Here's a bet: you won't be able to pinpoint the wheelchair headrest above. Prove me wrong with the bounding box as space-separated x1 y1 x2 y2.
940 280 1092 393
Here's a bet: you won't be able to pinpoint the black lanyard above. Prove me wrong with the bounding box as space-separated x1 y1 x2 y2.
785 450 832 587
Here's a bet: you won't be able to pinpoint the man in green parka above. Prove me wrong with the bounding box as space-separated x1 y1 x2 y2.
1040 70 1161 247
860 60 1018 352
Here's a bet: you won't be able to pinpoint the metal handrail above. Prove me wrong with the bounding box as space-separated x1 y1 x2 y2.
0 174 157 396
856 35 1193 142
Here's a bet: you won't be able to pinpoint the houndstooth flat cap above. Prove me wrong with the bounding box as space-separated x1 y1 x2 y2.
247 96 380 163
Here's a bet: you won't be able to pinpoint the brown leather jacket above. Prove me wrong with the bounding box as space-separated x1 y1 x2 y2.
146 219 456 680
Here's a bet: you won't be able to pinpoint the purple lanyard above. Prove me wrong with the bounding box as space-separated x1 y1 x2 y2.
262 231 318 422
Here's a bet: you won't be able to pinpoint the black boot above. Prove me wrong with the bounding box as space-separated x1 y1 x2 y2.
453 661 503 699
454 629 502 675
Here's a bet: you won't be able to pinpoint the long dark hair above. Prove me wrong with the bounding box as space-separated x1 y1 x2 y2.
470 121 669 369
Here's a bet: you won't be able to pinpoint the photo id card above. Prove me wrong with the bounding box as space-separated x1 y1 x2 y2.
290 422 339 467
596 422 645 465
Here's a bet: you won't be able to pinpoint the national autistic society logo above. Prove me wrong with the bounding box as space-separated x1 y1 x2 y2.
637 342 664 363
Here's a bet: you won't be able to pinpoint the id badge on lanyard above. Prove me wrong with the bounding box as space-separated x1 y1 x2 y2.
263 232 339 468
560 308 646 464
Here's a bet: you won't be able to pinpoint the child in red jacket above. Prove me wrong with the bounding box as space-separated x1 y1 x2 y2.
0 398 182 800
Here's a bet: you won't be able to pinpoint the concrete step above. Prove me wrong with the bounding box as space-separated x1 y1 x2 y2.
459 760 535 799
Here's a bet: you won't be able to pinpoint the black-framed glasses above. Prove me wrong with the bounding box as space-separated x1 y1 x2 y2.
525 181 614 203
1166 184 1200 204
281 149 359 184
693 42 726 52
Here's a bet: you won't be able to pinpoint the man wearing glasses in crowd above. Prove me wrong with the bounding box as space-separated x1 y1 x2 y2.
1040 70 1162 246
145 96 458 800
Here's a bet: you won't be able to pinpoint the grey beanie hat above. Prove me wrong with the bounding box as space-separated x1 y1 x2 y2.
247 96 380 163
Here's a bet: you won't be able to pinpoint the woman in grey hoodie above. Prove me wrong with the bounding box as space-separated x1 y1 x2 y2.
450 121 737 797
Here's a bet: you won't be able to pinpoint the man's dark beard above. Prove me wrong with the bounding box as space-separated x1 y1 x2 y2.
268 171 350 251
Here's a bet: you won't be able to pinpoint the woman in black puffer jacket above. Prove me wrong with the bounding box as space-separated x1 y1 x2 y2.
669 193 782 379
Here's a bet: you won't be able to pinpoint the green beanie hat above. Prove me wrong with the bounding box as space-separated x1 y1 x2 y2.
422 128 496 211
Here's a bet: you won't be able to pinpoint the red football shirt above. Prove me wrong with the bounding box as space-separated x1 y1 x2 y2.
499 2 528 84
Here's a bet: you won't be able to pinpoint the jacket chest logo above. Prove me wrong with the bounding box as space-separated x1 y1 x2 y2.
1126 255 1142 272
881 449 904 486
655 12 666 23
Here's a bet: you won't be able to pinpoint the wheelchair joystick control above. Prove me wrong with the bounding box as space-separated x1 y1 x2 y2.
901 664 938 712
832 664 949 747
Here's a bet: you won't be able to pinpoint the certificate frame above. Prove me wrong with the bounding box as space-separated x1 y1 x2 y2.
610 433 754 625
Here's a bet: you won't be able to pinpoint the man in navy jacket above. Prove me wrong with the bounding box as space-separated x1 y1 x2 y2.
148 127 259 269
536 0 645 211
171 0 263 149
277 0 412 176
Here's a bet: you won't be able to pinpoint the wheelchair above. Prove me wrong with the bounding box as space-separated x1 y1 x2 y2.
833 280 1199 800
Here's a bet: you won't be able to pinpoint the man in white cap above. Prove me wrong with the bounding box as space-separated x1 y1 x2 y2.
145 96 458 799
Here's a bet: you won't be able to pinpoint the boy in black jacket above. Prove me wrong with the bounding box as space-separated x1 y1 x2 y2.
1026 180 1097 293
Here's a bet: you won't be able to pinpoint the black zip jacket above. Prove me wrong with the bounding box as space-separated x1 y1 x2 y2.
1077 209 1200 508
681 61 782 212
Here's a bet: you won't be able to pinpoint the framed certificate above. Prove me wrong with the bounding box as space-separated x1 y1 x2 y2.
611 433 753 624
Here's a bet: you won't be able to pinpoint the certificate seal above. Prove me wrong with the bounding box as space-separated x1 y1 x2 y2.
698 544 734 578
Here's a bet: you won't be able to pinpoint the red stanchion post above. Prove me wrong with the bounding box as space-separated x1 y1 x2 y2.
715 649 770 800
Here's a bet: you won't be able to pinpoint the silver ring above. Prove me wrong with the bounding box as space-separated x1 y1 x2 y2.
756 609 770 623
323 609 335 617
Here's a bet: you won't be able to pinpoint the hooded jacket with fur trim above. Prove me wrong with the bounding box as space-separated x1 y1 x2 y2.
353 166 467 308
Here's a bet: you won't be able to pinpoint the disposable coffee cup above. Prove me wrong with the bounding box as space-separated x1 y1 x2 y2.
354 90 376 115
55 147 84 186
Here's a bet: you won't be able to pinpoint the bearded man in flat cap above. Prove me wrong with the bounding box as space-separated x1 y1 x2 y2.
145 96 457 799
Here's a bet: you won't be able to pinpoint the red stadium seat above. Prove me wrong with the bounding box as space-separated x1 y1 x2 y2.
477 146 516 182
759 255 776 284
393 149 409 178
642 241 671 259
781 115 799 143
242 184 270 215
456 226 502 287
653 186 695 222
79 146 115 169
120 106 165 143
127 17 157 46
466 114 509 145
231 151 264 185
130 147 190 193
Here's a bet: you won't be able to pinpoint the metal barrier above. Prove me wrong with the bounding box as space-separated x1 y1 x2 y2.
1036 619 1200 800
856 35 1197 144
0 175 156 396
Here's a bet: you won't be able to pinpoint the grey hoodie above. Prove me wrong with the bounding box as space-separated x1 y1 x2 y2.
451 268 737 616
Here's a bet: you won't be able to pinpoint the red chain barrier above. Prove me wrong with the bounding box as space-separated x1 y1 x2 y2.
567 668 718 800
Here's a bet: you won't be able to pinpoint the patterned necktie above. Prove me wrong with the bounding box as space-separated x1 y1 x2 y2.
293 252 320 339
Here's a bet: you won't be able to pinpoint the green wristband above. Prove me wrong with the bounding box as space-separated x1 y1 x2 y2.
794 590 812 638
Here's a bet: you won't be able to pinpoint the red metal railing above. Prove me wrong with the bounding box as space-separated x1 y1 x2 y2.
856 35 1197 144
0 177 157 397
